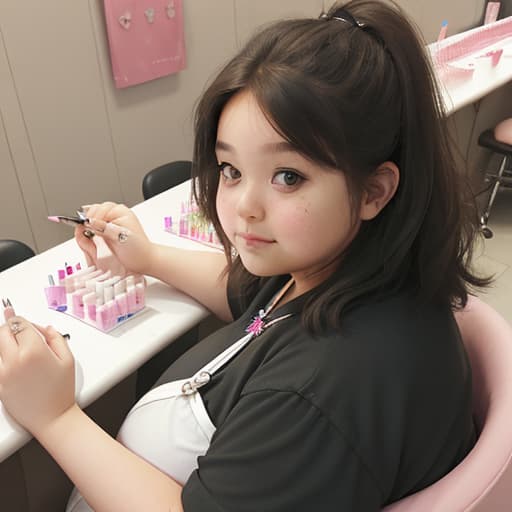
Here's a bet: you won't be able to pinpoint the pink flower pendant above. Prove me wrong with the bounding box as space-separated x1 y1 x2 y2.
245 309 266 336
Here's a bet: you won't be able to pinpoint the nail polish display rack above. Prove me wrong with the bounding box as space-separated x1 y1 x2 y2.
429 16 512 86
44 265 146 333
164 199 223 250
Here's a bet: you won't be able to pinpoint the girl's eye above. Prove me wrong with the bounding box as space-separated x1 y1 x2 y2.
218 162 241 180
272 170 303 187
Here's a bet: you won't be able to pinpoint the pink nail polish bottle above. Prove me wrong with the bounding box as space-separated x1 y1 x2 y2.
114 281 127 323
45 275 67 312
125 276 137 317
97 304 108 331
58 269 66 285
83 291 97 322
103 285 116 330
75 269 102 289
135 282 145 311
71 288 91 319
116 292 128 322
85 270 112 291
65 265 98 293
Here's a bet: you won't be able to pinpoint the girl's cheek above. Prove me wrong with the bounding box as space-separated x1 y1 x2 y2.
279 202 312 231
216 194 233 231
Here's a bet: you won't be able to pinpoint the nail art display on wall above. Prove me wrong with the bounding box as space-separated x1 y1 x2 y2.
104 0 186 88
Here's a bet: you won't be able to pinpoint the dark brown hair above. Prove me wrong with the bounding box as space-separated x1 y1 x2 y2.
192 0 490 333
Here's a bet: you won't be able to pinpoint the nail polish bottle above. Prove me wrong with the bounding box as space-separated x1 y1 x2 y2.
135 282 145 312
64 265 98 293
114 280 128 323
96 303 108 331
95 295 106 330
71 287 91 319
85 270 112 291
58 269 66 285
125 276 137 317
44 275 67 312
75 269 103 289
103 285 116 330
83 291 97 322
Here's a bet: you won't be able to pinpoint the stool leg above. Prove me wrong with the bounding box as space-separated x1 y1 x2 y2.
480 155 508 238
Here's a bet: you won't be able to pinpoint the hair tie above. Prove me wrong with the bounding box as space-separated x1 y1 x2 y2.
320 8 366 28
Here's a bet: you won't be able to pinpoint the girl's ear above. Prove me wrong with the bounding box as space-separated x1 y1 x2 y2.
359 162 400 220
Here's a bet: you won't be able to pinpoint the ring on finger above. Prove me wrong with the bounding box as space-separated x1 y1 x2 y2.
9 320 23 335
118 231 128 243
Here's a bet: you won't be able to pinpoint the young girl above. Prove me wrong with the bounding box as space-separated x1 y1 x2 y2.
0 1 489 510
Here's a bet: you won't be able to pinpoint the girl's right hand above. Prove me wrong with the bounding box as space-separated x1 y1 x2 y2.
74 202 154 276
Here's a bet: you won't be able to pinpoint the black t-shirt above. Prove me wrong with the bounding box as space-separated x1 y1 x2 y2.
155 275 475 511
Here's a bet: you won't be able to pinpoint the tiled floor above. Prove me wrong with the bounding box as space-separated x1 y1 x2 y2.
473 187 512 323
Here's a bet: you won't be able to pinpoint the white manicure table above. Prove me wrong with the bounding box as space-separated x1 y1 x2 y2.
0 180 213 463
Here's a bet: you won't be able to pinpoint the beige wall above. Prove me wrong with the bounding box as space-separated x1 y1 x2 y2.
1 0 509 254
399 0 484 42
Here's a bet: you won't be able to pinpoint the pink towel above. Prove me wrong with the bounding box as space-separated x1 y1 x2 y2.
103 0 186 89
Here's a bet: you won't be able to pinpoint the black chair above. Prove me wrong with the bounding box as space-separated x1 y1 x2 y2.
478 127 512 239
0 239 35 272
142 160 192 200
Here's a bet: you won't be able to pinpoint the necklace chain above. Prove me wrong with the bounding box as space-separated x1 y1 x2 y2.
245 277 294 337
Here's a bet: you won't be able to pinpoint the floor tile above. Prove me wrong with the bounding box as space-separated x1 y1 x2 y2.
477 185 512 322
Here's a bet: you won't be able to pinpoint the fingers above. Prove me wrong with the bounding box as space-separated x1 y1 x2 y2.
2 299 15 321
85 217 107 234
85 218 132 245
0 322 19 363
44 326 73 362
7 316 45 342
80 202 135 244
0 317 70 362
0 316 42 362
75 226 98 267
83 202 130 224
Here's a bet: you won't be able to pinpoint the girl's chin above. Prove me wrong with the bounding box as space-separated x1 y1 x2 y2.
238 259 278 277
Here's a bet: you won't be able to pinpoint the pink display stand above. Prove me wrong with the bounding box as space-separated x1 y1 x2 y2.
164 199 224 250
44 264 147 333
429 16 512 87
103 0 186 88
163 199 223 251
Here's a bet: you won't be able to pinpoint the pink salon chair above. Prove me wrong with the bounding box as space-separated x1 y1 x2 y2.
383 296 512 511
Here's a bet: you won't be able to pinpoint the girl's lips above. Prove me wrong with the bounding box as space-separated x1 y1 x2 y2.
237 233 274 244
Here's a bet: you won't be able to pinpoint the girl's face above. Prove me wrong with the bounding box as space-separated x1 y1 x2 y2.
215 91 362 295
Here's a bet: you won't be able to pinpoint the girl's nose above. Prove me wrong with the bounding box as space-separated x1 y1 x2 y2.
236 182 265 221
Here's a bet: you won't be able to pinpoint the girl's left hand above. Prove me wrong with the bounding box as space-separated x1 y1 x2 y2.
0 316 76 437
